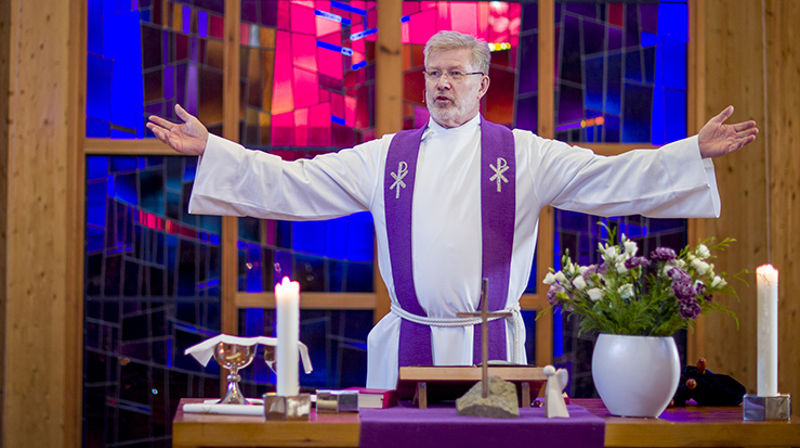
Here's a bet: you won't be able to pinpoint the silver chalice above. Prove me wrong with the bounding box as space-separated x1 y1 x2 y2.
213 342 256 404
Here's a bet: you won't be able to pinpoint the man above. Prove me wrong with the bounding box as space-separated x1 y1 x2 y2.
147 31 757 389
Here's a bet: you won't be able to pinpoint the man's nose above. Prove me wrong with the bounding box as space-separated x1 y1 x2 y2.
435 76 452 89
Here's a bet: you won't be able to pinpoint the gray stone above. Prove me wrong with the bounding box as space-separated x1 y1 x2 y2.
455 376 519 418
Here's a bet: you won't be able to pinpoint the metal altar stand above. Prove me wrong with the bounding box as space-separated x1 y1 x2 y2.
397 365 546 408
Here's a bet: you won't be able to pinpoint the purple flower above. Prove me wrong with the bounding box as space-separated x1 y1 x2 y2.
667 267 692 284
694 281 706 296
672 280 697 301
625 256 651 269
546 283 565 306
679 299 702 319
582 264 598 279
651 247 677 262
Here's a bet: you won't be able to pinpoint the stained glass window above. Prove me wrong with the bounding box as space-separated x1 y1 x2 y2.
84 155 222 447
401 1 526 129
239 0 378 148
87 0 226 138
554 1 687 144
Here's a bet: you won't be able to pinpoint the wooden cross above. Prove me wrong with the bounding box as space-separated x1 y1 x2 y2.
457 278 512 398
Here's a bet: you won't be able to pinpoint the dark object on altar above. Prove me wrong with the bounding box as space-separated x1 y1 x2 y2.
671 358 746 406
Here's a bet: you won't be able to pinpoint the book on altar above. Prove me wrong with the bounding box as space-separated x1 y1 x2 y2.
345 387 397 408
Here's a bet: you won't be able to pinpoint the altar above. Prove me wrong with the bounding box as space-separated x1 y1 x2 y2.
172 398 800 448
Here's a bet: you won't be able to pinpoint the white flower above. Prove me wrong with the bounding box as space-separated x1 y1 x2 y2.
696 244 710 260
624 239 638 256
543 272 557 285
604 246 619 259
691 259 710 275
618 283 634 299
554 272 567 284
572 276 587 290
675 259 687 269
662 264 674 276
578 265 589 275
587 288 603 302
615 261 628 274
711 275 727 288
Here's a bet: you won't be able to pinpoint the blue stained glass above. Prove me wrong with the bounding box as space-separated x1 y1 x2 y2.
643 46 655 83
105 11 145 136
87 55 113 122
651 82 665 145
111 156 137 173
622 83 652 142
88 0 103 55
114 173 139 205
87 182 107 228
583 56 604 111
521 3 537 32
292 212 373 262
605 53 622 115
664 88 687 143
624 48 642 82
86 117 110 137
560 15 581 84
658 2 688 42
639 4 659 34
603 113 620 142
87 156 109 181
582 19 605 56
624 4 639 47
640 31 658 48
87 227 105 253
659 38 686 90
557 84 583 125
517 32 538 95
140 8 150 23
515 95 537 132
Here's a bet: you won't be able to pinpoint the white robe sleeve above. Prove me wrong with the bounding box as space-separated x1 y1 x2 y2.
188 134 386 220
527 134 721 218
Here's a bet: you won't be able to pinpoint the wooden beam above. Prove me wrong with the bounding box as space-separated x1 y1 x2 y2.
536 0 555 367
686 0 707 367
84 138 177 155
65 0 87 446
235 292 377 310
3 0 73 445
373 0 402 324
221 0 241 336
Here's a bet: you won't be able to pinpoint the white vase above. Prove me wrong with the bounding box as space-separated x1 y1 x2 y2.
591 333 681 418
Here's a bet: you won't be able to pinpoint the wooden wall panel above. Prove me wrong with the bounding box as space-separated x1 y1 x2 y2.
702 0 800 412
765 0 800 411
0 0 10 431
3 0 77 446
703 0 766 396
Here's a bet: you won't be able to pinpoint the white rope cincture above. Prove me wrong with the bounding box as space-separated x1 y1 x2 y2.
390 302 525 364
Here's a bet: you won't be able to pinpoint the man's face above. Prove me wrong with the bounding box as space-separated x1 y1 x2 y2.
424 48 489 128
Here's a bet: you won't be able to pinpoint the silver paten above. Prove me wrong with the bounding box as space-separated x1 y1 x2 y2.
743 394 791 421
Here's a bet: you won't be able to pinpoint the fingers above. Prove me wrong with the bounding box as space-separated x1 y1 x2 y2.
711 105 735 125
733 120 757 132
146 122 170 143
148 114 177 130
174 103 193 123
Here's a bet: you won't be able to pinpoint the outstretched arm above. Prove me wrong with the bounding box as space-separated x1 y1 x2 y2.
146 104 209 156
698 105 758 158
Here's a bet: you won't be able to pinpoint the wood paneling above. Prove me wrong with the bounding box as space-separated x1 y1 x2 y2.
764 0 800 413
0 0 9 430
702 0 800 413
2 0 78 446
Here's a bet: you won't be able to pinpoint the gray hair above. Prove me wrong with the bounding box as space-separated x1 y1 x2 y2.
423 31 491 75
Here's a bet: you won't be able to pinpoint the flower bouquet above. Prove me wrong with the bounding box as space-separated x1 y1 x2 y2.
541 225 742 417
543 228 740 336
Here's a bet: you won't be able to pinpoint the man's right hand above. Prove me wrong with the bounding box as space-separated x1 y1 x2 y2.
147 104 209 156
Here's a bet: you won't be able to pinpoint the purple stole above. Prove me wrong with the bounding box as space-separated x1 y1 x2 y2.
383 117 516 367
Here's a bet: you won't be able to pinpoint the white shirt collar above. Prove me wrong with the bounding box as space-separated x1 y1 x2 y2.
423 113 481 140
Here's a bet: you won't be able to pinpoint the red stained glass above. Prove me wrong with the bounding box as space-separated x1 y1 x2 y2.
241 23 250 45
290 2 316 35
316 14 341 37
271 111 294 146
294 107 309 146
408 7 437 45
277 0 291 30
309 102 331 146
272 31 294 114
292 67 319 109
451 3 478 37
608 4 624 28
345 95 357 127
209 14 224 39
331 92 344 118
292 33 318 73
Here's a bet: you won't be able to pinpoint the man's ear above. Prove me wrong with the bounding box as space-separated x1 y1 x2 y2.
478 75 490 99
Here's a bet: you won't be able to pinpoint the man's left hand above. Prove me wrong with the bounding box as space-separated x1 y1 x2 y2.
698 105 758 158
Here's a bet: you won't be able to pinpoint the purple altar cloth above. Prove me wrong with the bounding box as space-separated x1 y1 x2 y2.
359 404 605 448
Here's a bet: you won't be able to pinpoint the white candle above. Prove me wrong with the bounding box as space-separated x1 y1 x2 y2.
755 264 778 396
275 276 300 396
